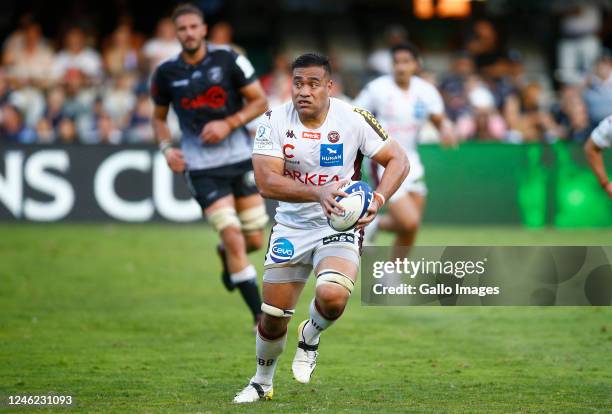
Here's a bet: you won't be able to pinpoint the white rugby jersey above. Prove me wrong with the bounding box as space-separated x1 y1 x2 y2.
592 115 612 148
252 97 389 229
353 75 444 153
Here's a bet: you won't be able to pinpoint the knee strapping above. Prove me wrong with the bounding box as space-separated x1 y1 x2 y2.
238 205 269 232
206 207 241 232
261 303 295 318
316 269 355 294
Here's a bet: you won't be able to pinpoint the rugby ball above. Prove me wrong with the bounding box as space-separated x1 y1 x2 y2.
328 180 373 231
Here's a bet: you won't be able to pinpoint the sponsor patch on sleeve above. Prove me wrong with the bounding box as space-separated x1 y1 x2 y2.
353 107 389 141
254 124 273 151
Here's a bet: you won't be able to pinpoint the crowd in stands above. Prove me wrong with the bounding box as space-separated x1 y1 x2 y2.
1 5 610 145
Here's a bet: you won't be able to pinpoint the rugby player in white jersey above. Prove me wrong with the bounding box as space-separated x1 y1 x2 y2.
584 114 612 198
233 53 409 403
354 42 456 256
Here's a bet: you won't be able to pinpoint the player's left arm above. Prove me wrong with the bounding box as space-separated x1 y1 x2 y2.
202 80 268 143
426 83 457 147
356 139 409 228
430 113 457 147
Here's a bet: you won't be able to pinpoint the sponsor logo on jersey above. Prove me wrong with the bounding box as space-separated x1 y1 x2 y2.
414 99 427 120
172 79 189 87
327 131 340 143
286 130 296 138
322 233 356 245
207 66 223 83
353 107 389 141
254 124 273 150
191 70 202 79
302 131 321 140
180 86 227 110
320 144 343 167
283 143 295 158
270 238 294 263
284 169 340 186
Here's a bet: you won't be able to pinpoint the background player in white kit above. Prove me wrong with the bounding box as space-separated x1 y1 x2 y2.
354 42 456 256
233 53 409 403
584 114 612 198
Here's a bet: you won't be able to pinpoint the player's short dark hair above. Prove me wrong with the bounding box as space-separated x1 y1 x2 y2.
391 42 420 61
171 3 205 23
291 53 332 76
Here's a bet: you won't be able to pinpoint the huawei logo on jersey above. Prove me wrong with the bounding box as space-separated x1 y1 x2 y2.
180 86 227 110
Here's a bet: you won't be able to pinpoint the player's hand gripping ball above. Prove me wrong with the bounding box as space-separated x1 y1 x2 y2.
328 180 373 231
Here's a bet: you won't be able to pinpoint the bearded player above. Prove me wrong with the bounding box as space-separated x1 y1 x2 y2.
151 4 268 328
584 114 612 198
232 53 409 403
354 42 456 256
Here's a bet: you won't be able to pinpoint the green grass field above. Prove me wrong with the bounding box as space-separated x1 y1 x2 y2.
1 224 611 413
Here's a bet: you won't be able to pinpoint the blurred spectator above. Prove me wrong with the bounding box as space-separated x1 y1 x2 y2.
463 75 506 140
439 51 474 122
507 49 527 91
554 2 603 84
52 27 102 81
8 85 45 128
2 21 55 88
124 91 154 143
103 23 142 76
583 51 612 125
367 25 408 75
35 118 55 143
43 86 67 128
142 18 181 73
505 82 562 142
0 104 36 143
466 19 505 72
208 21 246 55
56 117 78 144
260 52 292 107
553 84 591 142
86 112 122 144
102 72 136 129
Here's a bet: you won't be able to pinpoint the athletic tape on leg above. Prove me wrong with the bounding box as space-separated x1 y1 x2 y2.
316 269 355 294
261 303 295 318
206 207 241 232
238 205 269 232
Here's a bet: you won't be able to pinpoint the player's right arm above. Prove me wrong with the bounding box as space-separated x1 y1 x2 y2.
584 117 612 198
252 155 347 216
150 66 185 173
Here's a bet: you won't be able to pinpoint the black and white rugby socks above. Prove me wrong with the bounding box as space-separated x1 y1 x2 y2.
254 326 287 386
230 265 262 322
300 299 337 346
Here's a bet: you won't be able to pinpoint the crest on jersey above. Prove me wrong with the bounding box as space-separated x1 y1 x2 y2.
207 66 223 83
327 131 340 143
353 107 389 141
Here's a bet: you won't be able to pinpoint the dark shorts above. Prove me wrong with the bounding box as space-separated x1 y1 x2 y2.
184 159 259 210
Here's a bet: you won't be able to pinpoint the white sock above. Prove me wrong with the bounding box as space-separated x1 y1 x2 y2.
230 264 257 284
253 328 287 386
300 299 336 346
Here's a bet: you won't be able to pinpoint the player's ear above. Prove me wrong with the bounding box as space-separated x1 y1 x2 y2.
327 78 333 91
